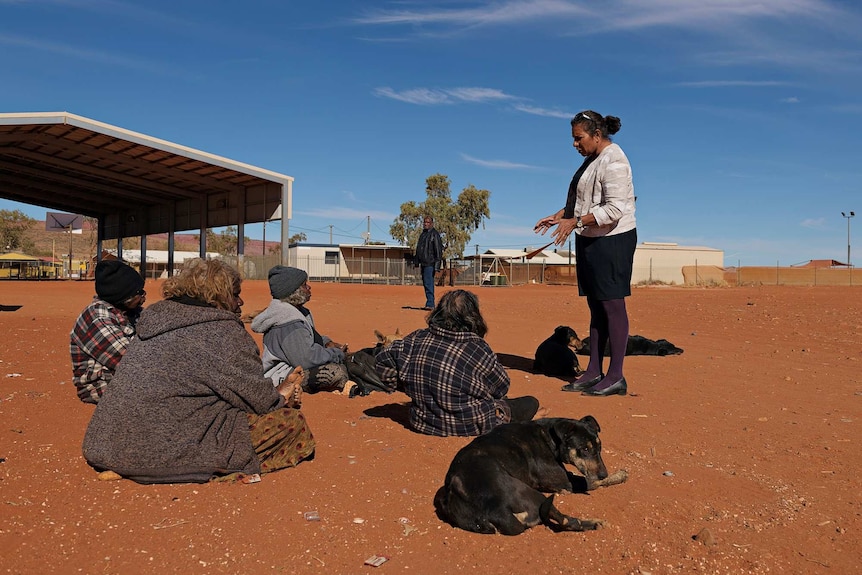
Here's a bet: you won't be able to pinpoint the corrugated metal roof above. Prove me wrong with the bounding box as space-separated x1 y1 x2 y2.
0 112 292 240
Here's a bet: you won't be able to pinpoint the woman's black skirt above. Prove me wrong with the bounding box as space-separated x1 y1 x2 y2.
575 228 637 300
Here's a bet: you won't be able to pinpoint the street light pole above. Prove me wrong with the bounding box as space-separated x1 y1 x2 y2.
841 211 855 267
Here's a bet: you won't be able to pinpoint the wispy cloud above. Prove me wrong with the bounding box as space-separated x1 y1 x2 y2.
354 1 848 33
373 87 451 105
354 1 860 74
444 87 517 102
354 1 591 28
694 45 862 74
588 0 844 32
780 96 800 104
461 153 542 170
298 206 395 221
0 33 182 75
677 80 790 88
829 104 862 114
801 218 826 228
373 86 518 105
511 103 573 118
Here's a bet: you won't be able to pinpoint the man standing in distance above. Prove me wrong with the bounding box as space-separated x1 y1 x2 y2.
416 216 444 310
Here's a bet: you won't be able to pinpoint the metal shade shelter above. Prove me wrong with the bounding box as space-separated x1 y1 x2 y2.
0 111 293 271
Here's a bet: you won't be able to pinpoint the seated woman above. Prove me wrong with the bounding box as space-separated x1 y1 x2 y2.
82 259 314 484
69 259 146 404
251 265 356 397
375 289 542 437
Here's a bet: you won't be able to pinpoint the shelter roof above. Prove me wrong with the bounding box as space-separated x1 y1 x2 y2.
0 252 41 261
791 259 846 268
471 247 572 264
0 112 292 239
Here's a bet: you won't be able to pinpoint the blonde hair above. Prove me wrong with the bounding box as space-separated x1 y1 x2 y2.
162 258 241 311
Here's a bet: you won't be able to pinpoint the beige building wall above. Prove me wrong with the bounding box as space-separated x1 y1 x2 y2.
633 242 724 285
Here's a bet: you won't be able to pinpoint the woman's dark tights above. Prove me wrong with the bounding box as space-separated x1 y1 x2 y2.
576 296 629 386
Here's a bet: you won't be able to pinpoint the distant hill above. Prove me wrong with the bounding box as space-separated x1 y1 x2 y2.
21 220 276 259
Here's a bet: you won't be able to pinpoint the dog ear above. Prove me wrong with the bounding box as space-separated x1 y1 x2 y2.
374 330 385 343
579 415 601 435
548 418 577 449
545 419 564 448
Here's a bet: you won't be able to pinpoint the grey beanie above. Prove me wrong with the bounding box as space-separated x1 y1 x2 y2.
268 266 308 300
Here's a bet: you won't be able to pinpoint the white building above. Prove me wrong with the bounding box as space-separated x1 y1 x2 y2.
107 249 222 278
632 242 724 284
286 243 414 282
474 242 724 286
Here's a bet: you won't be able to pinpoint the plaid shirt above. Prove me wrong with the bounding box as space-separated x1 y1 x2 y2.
376 325 511 437
69 298 138 404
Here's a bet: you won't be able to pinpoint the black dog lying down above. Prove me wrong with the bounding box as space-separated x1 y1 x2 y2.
434 417 628 535
344 351 391 395
533 326 583 377
345 329 404 396
577 335 684 356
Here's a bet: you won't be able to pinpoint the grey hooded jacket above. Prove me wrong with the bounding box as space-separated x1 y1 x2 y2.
82 299 285 483
250 299 345 385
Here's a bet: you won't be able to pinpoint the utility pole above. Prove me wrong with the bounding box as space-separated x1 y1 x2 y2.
68 224 73 278
366 216 371 244
329 225 333 244
842 211 855 266
475 244 479 285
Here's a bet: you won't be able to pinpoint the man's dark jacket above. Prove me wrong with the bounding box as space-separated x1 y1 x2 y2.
416 227 444 268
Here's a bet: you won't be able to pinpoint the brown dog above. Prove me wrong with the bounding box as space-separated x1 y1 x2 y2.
374 328 402 347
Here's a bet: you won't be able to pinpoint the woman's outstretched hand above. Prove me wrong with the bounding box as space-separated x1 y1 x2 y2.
550 218 577 245
533 215 557 235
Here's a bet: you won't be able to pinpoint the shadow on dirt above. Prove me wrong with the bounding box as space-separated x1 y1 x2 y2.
495 353 535 373
364 402 411 430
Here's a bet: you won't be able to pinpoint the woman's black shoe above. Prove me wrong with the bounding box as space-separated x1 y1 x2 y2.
560 373 604 393
582 378 627 396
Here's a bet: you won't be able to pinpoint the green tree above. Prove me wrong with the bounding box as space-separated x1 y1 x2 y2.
196 227 270 255
84 216 99 260
268 233 305 255
389 173 490 259
0 209 36 252
196 227 238 255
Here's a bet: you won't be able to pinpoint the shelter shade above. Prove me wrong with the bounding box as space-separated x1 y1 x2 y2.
0 112 292 241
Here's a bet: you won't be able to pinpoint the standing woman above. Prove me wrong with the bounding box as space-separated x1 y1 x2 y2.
534 110 637 396
83 258 314 483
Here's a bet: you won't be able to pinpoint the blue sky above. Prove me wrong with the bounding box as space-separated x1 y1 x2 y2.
1 0 861 266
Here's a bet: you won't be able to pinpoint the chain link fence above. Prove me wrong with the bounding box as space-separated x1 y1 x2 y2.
223 254 859 288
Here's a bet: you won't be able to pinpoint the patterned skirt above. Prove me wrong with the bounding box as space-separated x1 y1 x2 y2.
212 407 315 483
249 407 315 473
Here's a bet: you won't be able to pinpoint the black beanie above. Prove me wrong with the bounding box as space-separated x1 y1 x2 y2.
95 260 144 305
268 266 308 300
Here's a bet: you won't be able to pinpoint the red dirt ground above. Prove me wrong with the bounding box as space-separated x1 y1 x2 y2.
1 280 860 574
